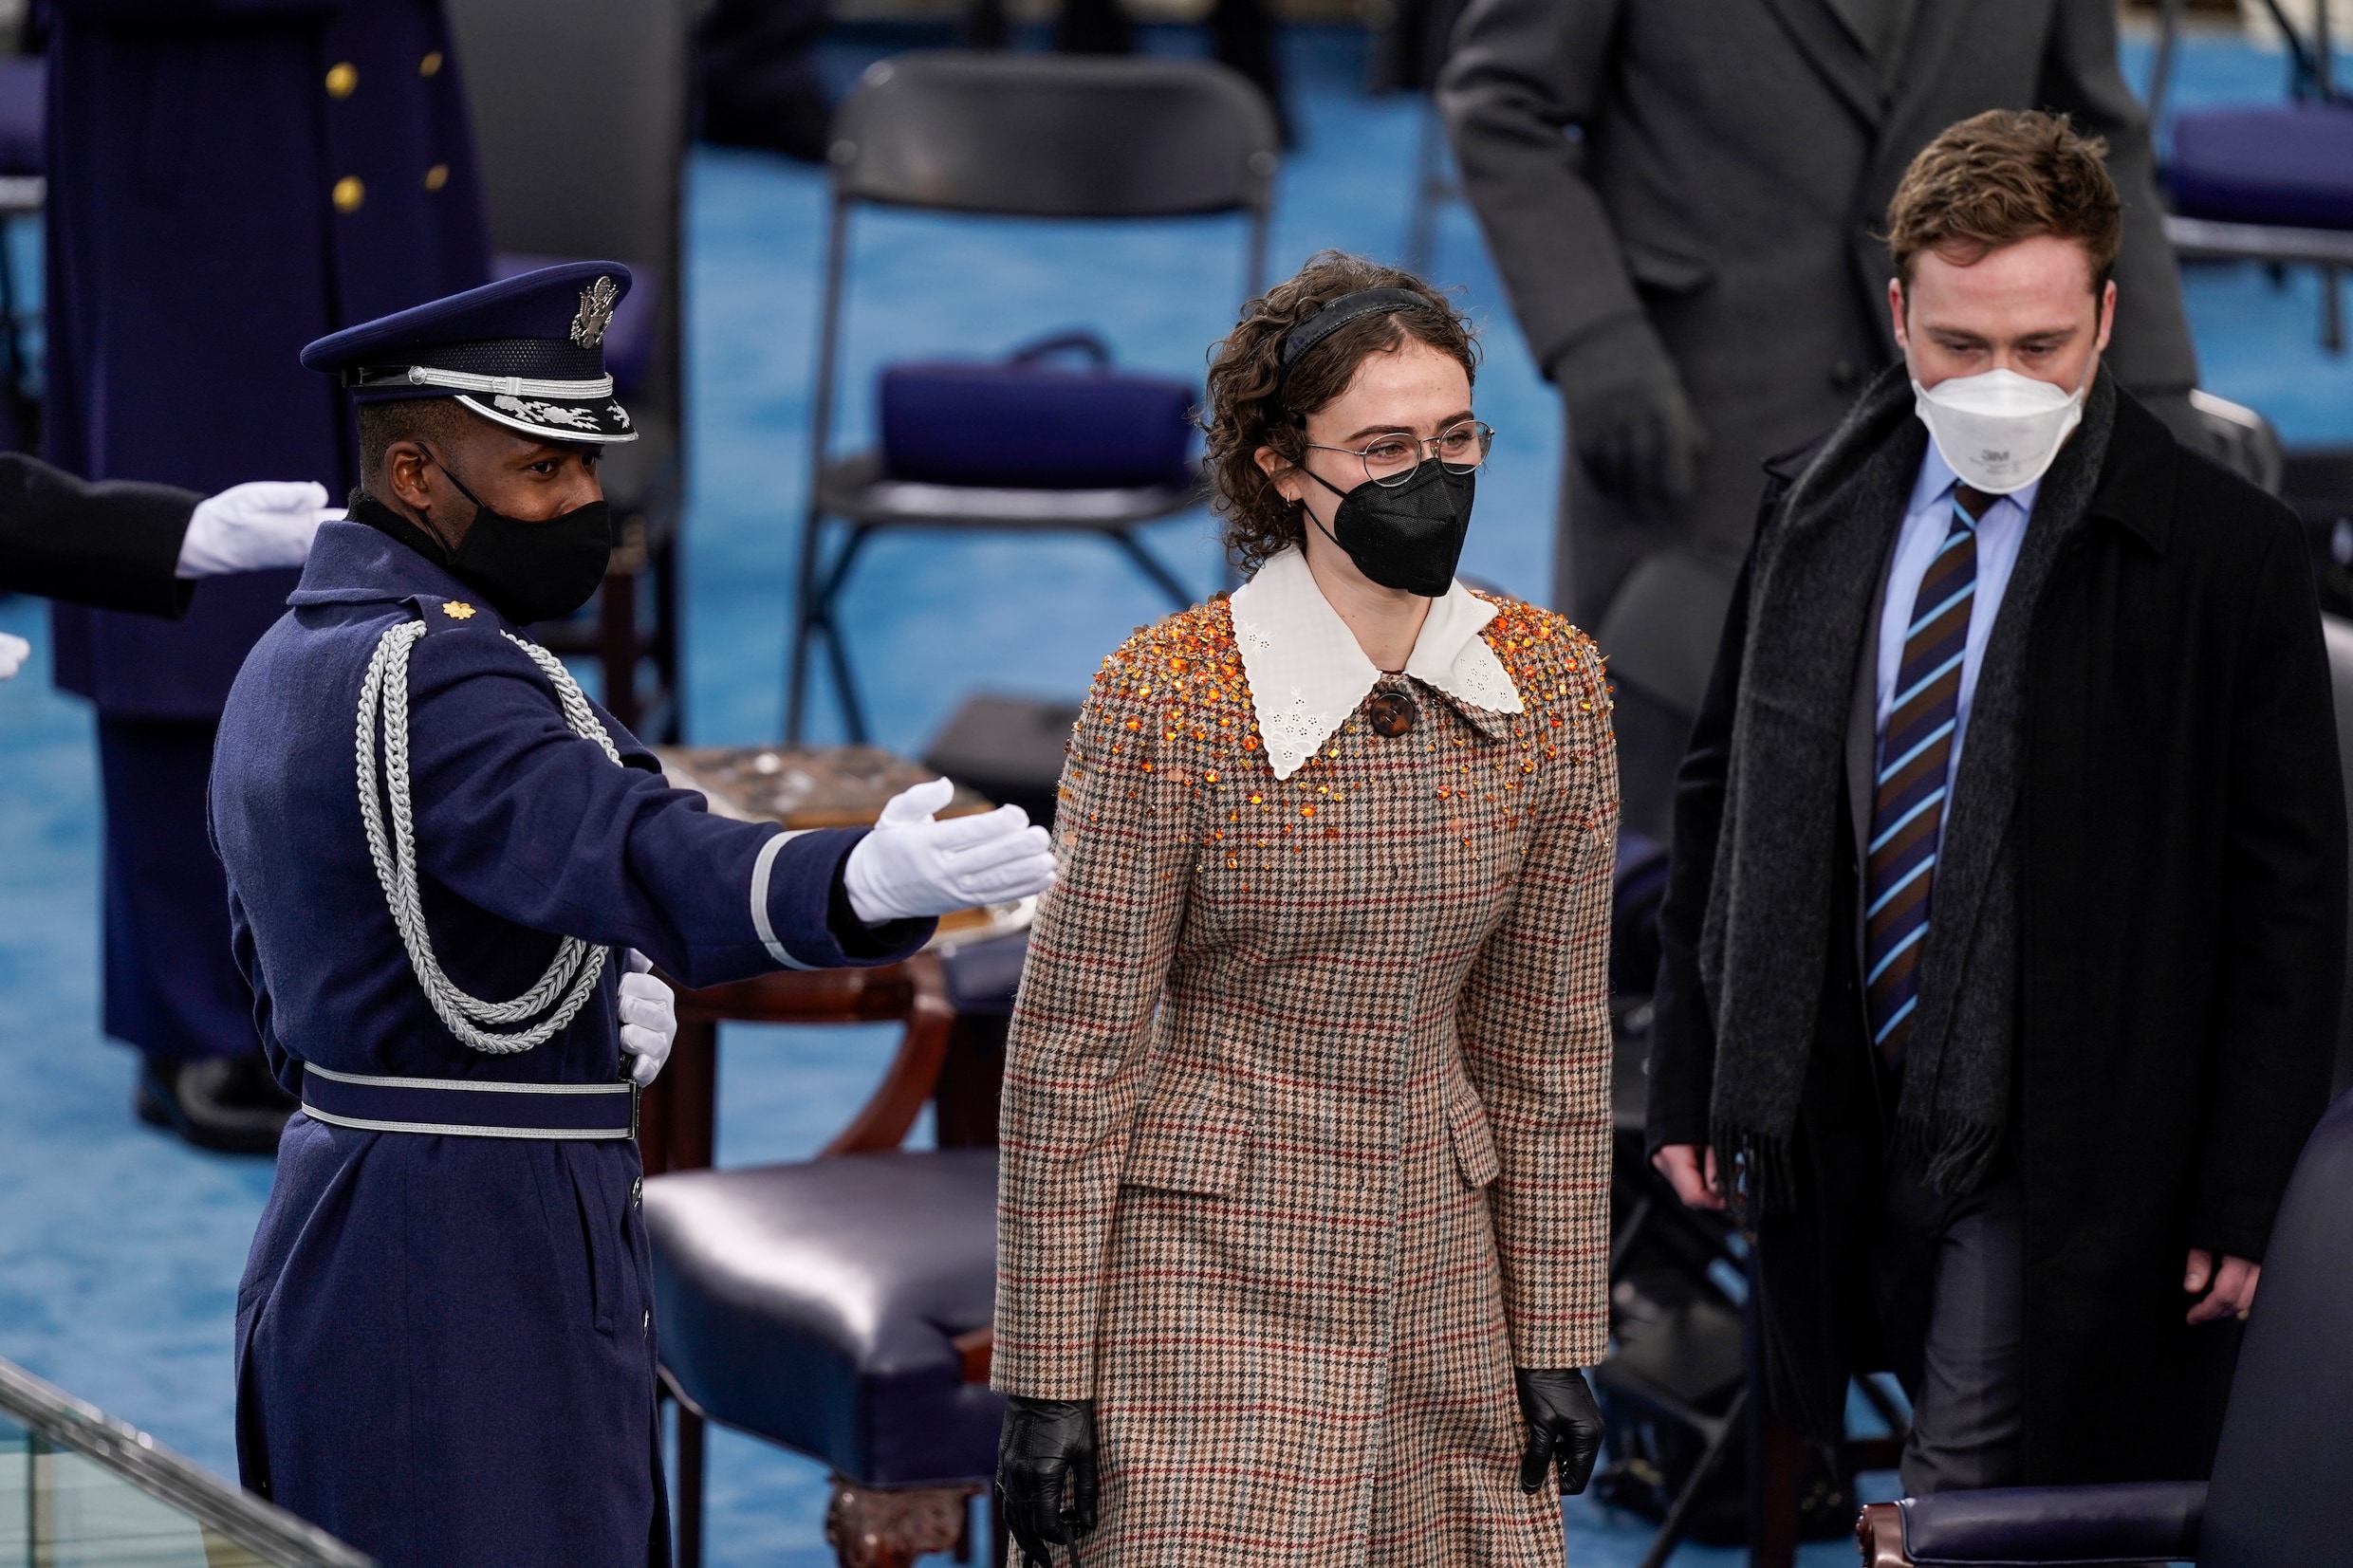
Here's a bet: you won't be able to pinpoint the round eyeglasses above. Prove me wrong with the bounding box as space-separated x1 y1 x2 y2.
1304 420 1494 489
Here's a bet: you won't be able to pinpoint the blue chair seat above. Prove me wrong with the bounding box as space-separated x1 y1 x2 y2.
643 1148 1001 1489
2169 103 2353 231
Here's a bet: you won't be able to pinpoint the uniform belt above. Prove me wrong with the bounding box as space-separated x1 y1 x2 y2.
299 1062 638 1141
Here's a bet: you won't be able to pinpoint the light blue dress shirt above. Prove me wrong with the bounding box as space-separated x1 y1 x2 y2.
1873 445 2040 779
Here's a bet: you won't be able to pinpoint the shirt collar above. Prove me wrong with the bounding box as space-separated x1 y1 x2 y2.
1227 547 1524 781
1909 441 2042 522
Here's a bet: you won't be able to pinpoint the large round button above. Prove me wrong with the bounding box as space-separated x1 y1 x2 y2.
419 50 444 78
423 163 449 192
1366 691 1417 737
324 62 357 98
331 176 364 213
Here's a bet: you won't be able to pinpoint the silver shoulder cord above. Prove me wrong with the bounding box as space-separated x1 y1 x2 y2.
356 619 622 1054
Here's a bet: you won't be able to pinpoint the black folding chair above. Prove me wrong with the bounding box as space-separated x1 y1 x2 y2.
2150 0 2353 352
785 50 1279 744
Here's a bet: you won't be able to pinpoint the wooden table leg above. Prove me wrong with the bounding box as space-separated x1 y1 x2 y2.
675 1399 707 1568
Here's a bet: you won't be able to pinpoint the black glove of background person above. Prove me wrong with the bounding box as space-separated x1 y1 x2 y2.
1516 1368 1606 1497
1549 315 1706 515
996 1395 1100 1568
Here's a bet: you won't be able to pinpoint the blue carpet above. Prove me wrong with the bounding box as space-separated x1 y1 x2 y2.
0 23 2331 1567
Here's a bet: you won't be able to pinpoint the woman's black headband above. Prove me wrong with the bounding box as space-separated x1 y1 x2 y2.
1273 287 1436 412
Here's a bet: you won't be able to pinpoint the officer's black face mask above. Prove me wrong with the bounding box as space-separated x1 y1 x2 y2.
427 452 610 626
1300 457 1474 599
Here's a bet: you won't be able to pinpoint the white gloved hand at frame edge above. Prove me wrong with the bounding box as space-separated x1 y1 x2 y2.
0 631 28 681
617 949 676 1088
177 481 343 578
843 777 1056 924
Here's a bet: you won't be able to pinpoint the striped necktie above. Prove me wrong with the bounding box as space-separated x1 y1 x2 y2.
1865 484 1991 1066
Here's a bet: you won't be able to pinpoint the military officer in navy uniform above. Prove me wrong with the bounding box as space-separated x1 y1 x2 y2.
210 264 1056 1565
44 0 491 1150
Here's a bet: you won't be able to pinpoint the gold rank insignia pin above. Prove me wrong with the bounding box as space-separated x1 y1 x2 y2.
443 601 476 620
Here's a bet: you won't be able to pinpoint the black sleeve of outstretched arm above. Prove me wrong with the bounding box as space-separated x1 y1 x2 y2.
0 452 202 618
1644 519 1765 1157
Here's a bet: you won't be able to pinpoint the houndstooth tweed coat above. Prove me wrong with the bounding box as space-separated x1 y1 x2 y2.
995 560 1618 1567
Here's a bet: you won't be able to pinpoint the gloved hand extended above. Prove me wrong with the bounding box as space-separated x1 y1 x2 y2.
0 631 28 681
843 777 1054 924
617 950 676 1087
1549 315 1706 514
1516 1368 1605 1496
996 1396 1099 1568
176 481 343 578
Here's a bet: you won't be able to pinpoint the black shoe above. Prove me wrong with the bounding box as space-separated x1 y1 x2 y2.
135 1052 297 1154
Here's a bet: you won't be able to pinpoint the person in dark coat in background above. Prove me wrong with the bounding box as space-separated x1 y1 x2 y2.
215 265 1057 1565
1648 115 2343 1496
43 0 491 1152
1437 0 2205 840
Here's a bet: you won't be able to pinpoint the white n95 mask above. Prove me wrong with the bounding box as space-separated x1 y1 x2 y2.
1912 366 2088 494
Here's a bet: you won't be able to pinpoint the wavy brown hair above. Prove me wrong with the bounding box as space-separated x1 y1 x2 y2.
1885 110 2121 291
1203 251 1478 577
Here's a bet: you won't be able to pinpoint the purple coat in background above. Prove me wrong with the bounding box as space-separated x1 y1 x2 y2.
45 0 490 717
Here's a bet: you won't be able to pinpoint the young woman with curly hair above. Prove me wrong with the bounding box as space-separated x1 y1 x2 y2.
991 251 1619 1567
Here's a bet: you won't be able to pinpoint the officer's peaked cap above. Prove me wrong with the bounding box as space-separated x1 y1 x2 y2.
302 262 638 445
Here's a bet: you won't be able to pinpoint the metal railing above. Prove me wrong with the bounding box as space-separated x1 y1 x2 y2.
0 1355 371 1568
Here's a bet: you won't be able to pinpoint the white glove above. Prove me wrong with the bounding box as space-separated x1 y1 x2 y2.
0 631 28 681
843 777 1055 924
617 950 676 1088
176 481 343 578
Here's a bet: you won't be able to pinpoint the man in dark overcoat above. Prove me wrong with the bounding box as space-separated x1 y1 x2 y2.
1437 0 2203 839
213 265 1056 1563
44 0 490 1149
1647 114 2344 1494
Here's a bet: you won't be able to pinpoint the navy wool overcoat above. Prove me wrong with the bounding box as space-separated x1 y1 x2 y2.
46 0 490 717
211 523 934 1565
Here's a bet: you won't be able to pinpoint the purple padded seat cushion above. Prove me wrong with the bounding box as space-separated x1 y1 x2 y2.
1895 1481 2204 1565
939 929 1029 1017
2168 103 2353 230
0 56 41 176
644 1149 1001 1488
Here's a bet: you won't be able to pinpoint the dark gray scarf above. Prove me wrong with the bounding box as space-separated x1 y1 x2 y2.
1697 363 2116 1208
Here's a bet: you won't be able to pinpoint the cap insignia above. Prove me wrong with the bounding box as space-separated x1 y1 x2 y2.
570 276 620 349
443 601 477 620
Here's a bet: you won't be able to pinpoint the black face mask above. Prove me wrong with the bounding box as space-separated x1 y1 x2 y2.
1301 458 1475 599
372 452 611 626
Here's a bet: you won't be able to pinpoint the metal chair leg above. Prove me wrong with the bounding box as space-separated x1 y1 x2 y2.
1636 1385 1749 1568
1108 528 1197 610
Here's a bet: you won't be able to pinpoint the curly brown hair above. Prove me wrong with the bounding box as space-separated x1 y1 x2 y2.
1885 110 2121 292
1203 251 1478 577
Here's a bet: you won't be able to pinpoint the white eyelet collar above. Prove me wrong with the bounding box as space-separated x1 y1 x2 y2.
1227 547 1523 780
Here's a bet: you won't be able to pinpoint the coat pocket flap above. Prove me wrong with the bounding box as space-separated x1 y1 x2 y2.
1449 1095 1502 1190
1121 1095 1254 1196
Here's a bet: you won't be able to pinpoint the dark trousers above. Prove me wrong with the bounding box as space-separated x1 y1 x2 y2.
1870 1167 2026 1495
97 715 256 1062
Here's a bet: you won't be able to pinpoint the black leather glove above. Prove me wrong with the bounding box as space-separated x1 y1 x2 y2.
1549 315 1706 513
1515 1368 1605 1497
996 1395 1100 1568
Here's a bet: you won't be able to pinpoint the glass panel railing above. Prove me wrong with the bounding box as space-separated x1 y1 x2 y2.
0 1358 369 1568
